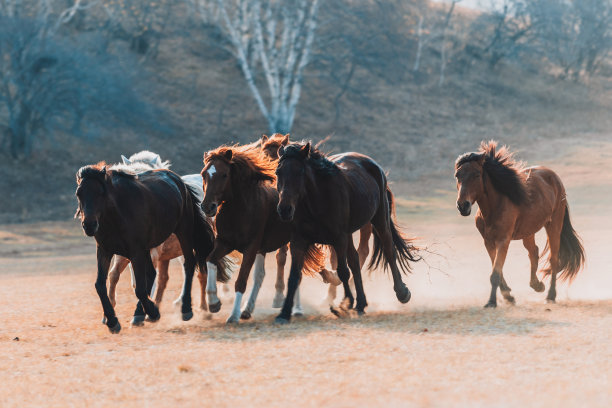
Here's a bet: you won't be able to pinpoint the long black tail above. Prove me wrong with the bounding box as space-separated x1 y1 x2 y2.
186 185 231 282
543 204 585 282
368 185 420 274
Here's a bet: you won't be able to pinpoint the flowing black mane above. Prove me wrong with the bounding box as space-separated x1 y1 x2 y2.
456 141 529 206
76 162 137 185
281 141 339 176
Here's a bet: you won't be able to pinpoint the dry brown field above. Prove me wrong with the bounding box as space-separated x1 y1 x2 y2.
1 140 611 407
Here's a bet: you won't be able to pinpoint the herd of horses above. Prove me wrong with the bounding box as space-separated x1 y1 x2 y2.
74 135 585 334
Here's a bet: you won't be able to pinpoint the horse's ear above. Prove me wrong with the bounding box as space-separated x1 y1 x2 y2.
154 154 162 167
280 134 289 146
121 155 131 165
278 145 286 157
300 142 311 158
74 207 82 219
224 149 233 161
261 134 268 143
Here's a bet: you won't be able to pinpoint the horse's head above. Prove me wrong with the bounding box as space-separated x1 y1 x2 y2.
75 165 109 236
454 152 485 216
261 133 289 160
201 149 233 217
276 141 311 222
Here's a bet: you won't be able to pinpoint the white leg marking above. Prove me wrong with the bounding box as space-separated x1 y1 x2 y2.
174 265 186 306
227 292 243 324
206 262 220 306
292 286 304 316
129 263 136 289
326 283 337 307
245 254 265 314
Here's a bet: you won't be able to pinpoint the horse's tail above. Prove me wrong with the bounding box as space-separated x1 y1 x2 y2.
302 244 327 277
543 204 585 282
368 185 421 274
186 185 231 283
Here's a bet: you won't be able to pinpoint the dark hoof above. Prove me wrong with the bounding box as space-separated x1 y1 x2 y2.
108 320 121 334
274 316 290 325
208 300 222 314
101 316 107 325
146 309 161 322
546 298 556 304
240 310 252 320
484 302 497 308
357 309 366 316
531 281 546 293
396 286 411 304
504 296 516 305
131 314 145 326
330 305 348 318
182 311 194 321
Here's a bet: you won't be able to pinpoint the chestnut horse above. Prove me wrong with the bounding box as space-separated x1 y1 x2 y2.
455 141 585 306
200 144 324 324
275 141 419 324
75 163 228 333
261 133 371 306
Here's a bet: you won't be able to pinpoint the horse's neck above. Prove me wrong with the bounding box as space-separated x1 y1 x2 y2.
477 174 502 220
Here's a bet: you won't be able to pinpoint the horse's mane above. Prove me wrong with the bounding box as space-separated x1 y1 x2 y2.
128 150 171 169
262 133 287 158
456 141 528 205
77 161 137 184
205 144 276 183
281 141 339 176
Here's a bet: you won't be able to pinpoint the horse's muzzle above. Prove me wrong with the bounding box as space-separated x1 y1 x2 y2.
277 204 294 222
202 202 218 217
82 219 99 236
457 201 472 216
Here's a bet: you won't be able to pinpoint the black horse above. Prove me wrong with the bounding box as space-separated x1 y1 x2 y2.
275 142 420 324
75 162 228 333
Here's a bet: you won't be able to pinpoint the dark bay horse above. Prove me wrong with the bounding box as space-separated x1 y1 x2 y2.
274 141 420 324
455 141 585 306
75 163 228 333
200 144 324 324
261 133 371 306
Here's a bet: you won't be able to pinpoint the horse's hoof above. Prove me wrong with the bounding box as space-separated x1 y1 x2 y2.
274 316 290 325
131 315 145 326
546 298 556 304
101 316 107 325
182 311 194 321
330 305 347 318
226 315 240 325
504 296 516 305
146 308 161 322
292 311 304 317
357 309 366 316
208 301 222 313
484 302 497 308
396 286 411 304
108 320 121 334
531 281 545 293
272 295 284 309
240 310 252 320
340 297 353 310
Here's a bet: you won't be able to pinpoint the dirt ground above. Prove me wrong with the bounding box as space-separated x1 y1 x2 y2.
1 141 612 407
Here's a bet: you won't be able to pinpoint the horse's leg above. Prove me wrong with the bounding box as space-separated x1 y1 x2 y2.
292 286 304 316
545 217 563 303
206 241 233 313
131 252 160 325
331 238 354 316
486 238 515 305
241 253 266 320
153 259 170 306
357 224 372 268
523 235 545 293
485 239 511 308
196 265 209 313
347 239 368 315
324 247 339 307
108 256 129 309
95 246 121 334
227 248 258 324
173 256 186 307
275 241 306 324
273 245 288 308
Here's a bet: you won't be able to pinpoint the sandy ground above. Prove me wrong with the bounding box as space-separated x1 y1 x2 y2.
1 141 612 407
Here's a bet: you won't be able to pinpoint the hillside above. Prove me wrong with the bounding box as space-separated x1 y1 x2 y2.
1 1 611 224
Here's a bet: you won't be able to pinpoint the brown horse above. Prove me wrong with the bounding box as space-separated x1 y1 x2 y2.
455 141 585 306
275 141 420 324
261 133 371 306
200 144 324 324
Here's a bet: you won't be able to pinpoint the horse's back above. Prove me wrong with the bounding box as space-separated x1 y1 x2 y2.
524 166 566 202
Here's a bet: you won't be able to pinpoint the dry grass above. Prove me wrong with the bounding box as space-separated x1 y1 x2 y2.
2 140 612 407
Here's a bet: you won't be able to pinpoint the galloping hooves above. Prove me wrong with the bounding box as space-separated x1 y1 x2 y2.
484 301 497 308
240 310 252 320
330 305 347 318
208 301 222 313
181 311 194 321
131 315 146 326
274 316 290 325
503 296 516 305
396 286 412 304
357 309 366 316
107 319 121 334
546 298 556 304
272 295 284 309
531 281 546 293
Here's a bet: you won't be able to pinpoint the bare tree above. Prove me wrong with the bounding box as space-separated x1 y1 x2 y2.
190 0 319 134
438 0 461 86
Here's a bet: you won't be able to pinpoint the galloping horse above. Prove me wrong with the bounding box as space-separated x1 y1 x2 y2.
200 144 324 323
454 141 585 306
75 163 228 333
106 151 211 313
274 141 420 323
261 133 371 306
